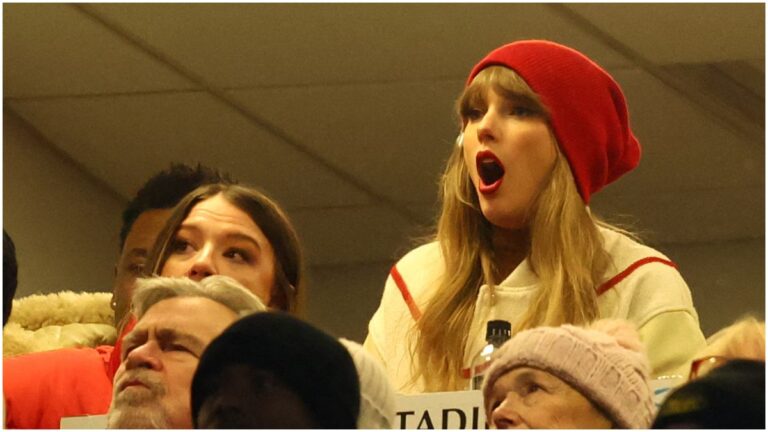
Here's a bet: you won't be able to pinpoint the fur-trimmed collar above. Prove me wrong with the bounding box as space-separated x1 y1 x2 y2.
3 291 117 357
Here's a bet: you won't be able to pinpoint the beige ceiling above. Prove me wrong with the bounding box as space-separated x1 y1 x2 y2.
3 3 764 268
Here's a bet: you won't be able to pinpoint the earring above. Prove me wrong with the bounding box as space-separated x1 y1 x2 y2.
456 132 464 147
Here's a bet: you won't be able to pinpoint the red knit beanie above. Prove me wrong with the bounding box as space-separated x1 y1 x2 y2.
467 40 640 203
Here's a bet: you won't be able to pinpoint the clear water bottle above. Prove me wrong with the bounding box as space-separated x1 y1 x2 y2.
468 320 512 390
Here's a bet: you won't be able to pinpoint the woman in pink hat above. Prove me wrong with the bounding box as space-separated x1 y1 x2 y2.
364 40 706 393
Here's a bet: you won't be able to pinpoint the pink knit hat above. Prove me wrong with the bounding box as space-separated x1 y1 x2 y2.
481 319 654 429
467 40 640 204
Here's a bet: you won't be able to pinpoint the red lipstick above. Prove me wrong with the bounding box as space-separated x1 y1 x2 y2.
476 150 505 195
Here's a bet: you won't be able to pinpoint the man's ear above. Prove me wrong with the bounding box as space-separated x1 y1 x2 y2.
268 285 288 312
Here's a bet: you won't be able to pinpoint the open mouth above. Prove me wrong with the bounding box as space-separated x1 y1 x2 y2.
476 151 505 194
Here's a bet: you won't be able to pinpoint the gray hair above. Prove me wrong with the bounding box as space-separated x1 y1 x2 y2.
132 275 267 319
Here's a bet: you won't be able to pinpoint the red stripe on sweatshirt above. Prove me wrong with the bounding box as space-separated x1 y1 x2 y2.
597 256 677 296
391 265 422 321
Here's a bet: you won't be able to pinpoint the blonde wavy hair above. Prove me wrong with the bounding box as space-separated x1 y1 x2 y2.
697 316 765 362
411 66 617 391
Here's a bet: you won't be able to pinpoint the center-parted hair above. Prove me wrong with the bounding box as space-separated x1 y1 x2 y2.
119 163 235 251
142 183 304 314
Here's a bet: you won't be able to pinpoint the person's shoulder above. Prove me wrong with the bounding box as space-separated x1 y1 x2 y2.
394 241 442 270
4 347 114 429
387 241 444 299
600 226 671 266
4 346 109 374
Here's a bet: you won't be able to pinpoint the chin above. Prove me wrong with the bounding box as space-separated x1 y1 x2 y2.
107 406 171 429
480 208 527 231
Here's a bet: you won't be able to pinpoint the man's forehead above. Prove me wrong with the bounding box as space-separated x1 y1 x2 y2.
122 209 173 252
136 296 239 336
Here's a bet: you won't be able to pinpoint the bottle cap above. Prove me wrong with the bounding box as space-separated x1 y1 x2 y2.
486 320 512 340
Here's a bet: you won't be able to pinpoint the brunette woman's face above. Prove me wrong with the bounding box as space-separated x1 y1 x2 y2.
161 194 277 306
462 87 557 230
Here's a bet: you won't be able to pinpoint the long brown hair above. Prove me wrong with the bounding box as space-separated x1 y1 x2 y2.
412 66 613 391
142 183 305 315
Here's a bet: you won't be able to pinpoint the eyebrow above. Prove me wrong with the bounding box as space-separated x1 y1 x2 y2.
120 327 207 358
491 370 540 399
156 328 206 355
513 370 537 383
176 225 263 252
223 232 262 252
127 248 148 259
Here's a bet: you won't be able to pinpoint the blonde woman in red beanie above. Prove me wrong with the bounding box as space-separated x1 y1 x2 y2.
364 40 706 393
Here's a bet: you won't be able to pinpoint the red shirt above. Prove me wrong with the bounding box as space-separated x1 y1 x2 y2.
3 318 135 429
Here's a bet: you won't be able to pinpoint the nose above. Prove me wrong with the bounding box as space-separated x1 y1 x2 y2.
476 108 499 144
491 395 525 429
187 245 217 281
125 341 162 371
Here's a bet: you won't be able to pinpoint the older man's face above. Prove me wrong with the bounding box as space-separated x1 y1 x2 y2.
107 297 238 429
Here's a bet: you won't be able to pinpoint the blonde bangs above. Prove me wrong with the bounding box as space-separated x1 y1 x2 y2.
457 66 548 126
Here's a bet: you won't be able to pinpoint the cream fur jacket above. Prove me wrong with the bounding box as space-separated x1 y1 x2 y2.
3 291 117 357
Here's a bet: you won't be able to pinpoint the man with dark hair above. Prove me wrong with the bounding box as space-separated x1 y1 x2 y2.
113 163 235 330
3 163 235 429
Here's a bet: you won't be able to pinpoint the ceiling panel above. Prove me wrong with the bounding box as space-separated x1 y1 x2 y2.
591 185 764 245
608 69 763 195
2 2 764 264
7 93 371 209
289 205 418 266
3 3 193 97
88 3 632 88
567 3 764 64
231 80 461 206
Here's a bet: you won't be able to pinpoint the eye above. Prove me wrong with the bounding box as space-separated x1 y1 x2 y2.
490 398 502 412
464 107 485 121
512 106 533 116
224 248 251 263
168 343 191 353
523 382 542 396
122 343 139 360
127 262 145 276
467 108 484 120
504 103 536 118
170 238 193 254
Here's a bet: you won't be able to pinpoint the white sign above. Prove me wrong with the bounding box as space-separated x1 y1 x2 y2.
650 375 686 410
60 414 108 429
395 390 486 429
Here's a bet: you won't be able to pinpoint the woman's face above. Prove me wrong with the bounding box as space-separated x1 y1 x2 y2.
161 193 277 306
486 366 612 429
462 86 557 230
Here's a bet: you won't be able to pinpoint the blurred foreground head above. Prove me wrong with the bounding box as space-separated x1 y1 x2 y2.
191 312 360 429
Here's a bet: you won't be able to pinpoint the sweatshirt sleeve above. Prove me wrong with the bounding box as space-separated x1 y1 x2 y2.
364 269 407 372
638 310 706 378
363 243 443 393
603 256 707 378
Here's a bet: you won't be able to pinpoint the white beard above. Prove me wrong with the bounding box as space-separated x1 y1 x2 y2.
107 405 170 429
108 372 171 429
